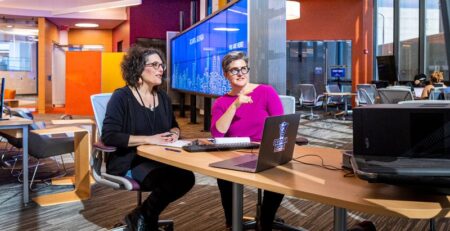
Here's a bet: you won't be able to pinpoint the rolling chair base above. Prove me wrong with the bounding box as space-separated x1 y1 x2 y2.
111 220 174 231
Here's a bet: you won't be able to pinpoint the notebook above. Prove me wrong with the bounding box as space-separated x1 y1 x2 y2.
351 104 450 186
209 113 300 173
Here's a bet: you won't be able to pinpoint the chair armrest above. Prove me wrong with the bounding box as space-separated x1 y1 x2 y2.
93 141 117 152
316 94 325 102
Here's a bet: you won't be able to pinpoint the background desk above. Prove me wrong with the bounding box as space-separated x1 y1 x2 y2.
0 116 32 205
137 145 450 231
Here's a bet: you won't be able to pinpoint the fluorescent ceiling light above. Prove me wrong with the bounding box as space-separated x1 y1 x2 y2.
75 23 99 28
52 0 141 15
0 28 38 36
6 25 13 28
286 1 300 20
213 27 239 32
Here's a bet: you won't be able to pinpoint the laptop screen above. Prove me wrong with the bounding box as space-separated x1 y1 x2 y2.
353 104 450 159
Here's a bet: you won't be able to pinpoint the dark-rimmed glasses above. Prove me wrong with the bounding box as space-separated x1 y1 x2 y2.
145 62 167 71
228 66 250 75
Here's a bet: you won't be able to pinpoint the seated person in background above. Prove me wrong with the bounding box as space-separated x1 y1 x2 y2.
413 73 426 87
102 45 195 231
421 71 447 99
210 51 285 231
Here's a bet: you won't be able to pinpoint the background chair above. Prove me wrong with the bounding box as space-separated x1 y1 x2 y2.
90 93 173 231
358 88 375 105
325 84 344 107
298 84 324 119
378 88 414 104
0 108 74 190
356 84 377 105
278 95 296 114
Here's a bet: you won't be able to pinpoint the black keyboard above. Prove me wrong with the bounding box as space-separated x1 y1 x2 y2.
182 142 260 152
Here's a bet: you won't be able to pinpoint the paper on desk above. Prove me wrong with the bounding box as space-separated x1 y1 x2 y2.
214 137 250 144
157 140 191 148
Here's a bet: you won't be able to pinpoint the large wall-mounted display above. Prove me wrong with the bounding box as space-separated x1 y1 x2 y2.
170 0 247 96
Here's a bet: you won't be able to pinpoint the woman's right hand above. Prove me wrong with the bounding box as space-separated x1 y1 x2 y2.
233 92 253 108
145 133 174 145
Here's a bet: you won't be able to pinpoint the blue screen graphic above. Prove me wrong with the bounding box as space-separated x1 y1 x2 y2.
170 0 248 96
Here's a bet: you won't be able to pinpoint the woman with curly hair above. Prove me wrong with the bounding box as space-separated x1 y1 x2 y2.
102 44 195 231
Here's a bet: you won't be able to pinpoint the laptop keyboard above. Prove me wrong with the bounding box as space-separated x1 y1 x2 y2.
236 160 257 169
365 157 450 168
182 142 260 152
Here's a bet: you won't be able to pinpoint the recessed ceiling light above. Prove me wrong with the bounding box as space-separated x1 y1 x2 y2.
6 25 13 28
75 23 99 28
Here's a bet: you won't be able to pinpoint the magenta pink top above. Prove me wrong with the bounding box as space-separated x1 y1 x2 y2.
210 84 284 142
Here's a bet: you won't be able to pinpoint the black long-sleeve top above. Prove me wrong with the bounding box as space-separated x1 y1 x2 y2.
101 86 179 176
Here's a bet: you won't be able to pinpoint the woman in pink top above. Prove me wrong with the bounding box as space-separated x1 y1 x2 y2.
211 51 284 230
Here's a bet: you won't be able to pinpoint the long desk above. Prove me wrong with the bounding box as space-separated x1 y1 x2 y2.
0 116 33 205
137 145 450 231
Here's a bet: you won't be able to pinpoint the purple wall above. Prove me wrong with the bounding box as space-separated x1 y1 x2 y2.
130 0 192 43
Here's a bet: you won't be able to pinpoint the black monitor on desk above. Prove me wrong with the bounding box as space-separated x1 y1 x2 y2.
0 78 7 120
376 55 397 85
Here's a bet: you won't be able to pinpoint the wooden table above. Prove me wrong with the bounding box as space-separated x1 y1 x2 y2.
0 116 33 205
49 119 96 186
31 126 91 206
137 145 450 231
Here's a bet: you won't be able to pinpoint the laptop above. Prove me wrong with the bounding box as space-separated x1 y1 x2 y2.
209 113 300 173
351 104 450 185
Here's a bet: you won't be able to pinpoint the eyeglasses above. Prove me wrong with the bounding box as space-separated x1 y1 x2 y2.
228 66 250 75
145 62 167 71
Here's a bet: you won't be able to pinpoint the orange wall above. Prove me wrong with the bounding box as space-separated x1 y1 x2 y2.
113 20 130 52
65 51 102 115
69 29 113 52
287 0 373 90
38 18 59 114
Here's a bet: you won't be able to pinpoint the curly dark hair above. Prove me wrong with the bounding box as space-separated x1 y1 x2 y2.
121 44 166 89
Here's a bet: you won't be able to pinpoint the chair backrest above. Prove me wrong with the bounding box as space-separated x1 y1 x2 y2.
444 87 450 100
90 93 112 136
358 88 375 105
378 88 414 104
278 95 296 114
356 84 377 104
429 87 445 100
298 84 317 103
325 84 343 104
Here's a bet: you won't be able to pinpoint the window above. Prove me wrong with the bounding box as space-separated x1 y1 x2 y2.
426 0 448 80
0 32 36 71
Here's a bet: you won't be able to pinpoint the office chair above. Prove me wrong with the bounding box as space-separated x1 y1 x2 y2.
356 84 377 105
0 108 74 191
325 84 344 107
298 84 324 120
90 93 173 231
358 89 375 105
242 95 304 231
378 88 414 104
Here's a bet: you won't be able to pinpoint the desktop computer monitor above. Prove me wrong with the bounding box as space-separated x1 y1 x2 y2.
376 55 397 84
0 78 7 120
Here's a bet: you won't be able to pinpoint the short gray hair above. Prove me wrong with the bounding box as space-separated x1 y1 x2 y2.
221 51 248 73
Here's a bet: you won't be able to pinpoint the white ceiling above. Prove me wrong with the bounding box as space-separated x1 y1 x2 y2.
0 0 141 29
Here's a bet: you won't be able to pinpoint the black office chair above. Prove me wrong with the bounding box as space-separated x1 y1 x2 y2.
90 93 173 231
0 108 74 191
